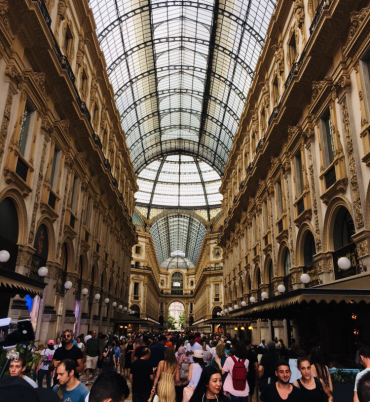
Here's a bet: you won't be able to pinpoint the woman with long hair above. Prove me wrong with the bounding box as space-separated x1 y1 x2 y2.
176 346 190 402
211 343 227 382
152 348 180 402
119 338 126 376
183 350 205 402
215 341 250 402
190 366 230 402
37 340 55 388
202 340 212 366
55 337 62 348
125 336 134 378
293 357 332 402
310 347 333 393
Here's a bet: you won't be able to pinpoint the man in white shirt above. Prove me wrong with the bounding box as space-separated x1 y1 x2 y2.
185 335 202 363
84 331 93 343
9 357 37 388
354 345 370 402
259 339 267 348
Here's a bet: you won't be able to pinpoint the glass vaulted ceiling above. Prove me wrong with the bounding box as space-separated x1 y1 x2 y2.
90 0 276 264
90 0 275 175
136 155 222 209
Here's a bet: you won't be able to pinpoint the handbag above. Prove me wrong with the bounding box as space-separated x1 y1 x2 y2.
180 362 190 380
183 385 194 402
153 395 159 402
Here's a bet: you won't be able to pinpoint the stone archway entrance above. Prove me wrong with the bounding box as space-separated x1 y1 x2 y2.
168 301 185 330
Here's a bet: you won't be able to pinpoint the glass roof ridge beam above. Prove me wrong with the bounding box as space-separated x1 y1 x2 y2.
195 158 210 221
106 37 255 78
147 158 166 219
136 202 222 210
115 66 245 101
198 0 220 151
98 2 265 46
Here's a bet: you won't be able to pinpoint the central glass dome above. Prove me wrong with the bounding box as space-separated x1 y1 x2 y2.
136 155 222 208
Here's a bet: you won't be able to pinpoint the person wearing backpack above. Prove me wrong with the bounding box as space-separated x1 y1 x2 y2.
102 342 116 373
215 341 249 402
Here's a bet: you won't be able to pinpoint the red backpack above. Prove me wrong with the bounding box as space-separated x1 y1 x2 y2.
231 356 247 391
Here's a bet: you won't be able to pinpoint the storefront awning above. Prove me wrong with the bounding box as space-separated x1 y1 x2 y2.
230 273 370 320
204 317 250 325
0 269 46 297
113 313 160 326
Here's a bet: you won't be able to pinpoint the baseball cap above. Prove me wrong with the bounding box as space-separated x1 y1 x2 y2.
47 340 54 345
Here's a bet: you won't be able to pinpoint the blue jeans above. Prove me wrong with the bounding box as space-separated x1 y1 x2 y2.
230 395 248 402
38 369 51 388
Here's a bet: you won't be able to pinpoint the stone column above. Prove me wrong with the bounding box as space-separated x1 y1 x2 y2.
79 280 91 335
37 263 60 341
62 272 77 329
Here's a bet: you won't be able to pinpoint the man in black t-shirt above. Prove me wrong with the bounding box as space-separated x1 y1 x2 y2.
260 360 301 402
50 329 84 378
133 335 149 361
130 348 154 402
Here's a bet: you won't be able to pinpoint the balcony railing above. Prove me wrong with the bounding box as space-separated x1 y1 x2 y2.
309 0 332 35
303 262 321 286
32 0 133 227
333 243 359 280
284 51 306 89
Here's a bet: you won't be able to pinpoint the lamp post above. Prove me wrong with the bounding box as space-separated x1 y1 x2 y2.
64 281 73 293
300 273 310 284
277 284 286 293
0 250 10 267
38 266 48 277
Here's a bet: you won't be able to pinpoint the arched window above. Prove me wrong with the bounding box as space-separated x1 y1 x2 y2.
0 198 19 271
255 267 261 300
130 304 140 318
171 272 183 295
212 306 222 318
333 207 355 250
78 255 84 279
268 260 274 296
284 249 291 276
304 231 316 266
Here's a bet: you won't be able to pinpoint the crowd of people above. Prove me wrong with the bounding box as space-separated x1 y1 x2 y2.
1 329 370 402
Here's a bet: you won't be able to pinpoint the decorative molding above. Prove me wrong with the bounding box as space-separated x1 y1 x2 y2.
340 96 364 229
0 87 14 165
28 136 49 244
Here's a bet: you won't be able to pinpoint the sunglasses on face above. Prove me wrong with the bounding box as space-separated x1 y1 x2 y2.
62 335 72 338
